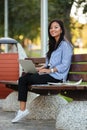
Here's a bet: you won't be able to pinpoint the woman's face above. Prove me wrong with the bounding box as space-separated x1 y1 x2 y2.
49 22 62 41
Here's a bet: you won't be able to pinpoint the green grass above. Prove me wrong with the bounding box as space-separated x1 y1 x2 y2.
25 49 41 57
59 81 87 102
59 94 73 102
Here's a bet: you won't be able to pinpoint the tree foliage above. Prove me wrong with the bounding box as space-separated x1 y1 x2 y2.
9 0 40 40
0 0 87 42
0 0 40 41
48 0 87 41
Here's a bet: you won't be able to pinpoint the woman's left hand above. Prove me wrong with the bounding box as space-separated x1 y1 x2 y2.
38 68 51 74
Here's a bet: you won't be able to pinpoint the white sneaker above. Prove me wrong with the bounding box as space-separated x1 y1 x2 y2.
12 109 29 123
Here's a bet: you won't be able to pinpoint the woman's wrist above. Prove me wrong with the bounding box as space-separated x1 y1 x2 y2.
50 68 54 73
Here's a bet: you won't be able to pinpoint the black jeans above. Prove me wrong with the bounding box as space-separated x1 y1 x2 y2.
18 73 62 102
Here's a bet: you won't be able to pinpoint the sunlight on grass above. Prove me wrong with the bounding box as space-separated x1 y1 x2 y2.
25 48 41 57
59 94 73 102
25 47 87 58
74 48 87 54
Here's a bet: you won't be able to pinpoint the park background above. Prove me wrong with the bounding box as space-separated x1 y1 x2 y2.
0 0 87 57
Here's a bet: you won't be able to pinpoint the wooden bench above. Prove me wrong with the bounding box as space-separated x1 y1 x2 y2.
0 53 87 101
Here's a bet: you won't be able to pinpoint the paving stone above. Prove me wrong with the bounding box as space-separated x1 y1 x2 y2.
0 105 56 130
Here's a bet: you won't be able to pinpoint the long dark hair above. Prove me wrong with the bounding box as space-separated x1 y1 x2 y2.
47 19 65 60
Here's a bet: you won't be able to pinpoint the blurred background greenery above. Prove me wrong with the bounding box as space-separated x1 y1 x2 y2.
0 0 87 57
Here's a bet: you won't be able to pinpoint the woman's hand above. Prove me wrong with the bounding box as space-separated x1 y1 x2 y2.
38 68 51 74
36 65 45 72
36 65 58 74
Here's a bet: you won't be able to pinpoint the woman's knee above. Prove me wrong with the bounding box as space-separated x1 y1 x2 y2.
18 73 30 84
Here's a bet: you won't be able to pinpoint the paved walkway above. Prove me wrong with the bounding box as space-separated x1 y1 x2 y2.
0 100 57 130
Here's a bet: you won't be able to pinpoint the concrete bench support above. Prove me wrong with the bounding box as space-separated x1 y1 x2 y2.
56 101 87 130
2 91 38 111
26 95 68 120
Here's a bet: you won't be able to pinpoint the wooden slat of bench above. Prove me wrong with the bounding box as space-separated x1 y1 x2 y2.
0 80 18 85
0 80 87 91
25 57 45 64
0 80 18 91
31 85 87 90
72 54 87 62
70 64 87 72
69 54 87 81
1 80 86 90
25 54 87 63
68 73 87 81
26 54 87 63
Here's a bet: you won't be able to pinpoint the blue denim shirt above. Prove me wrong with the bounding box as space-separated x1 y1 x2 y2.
45 40 73 81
